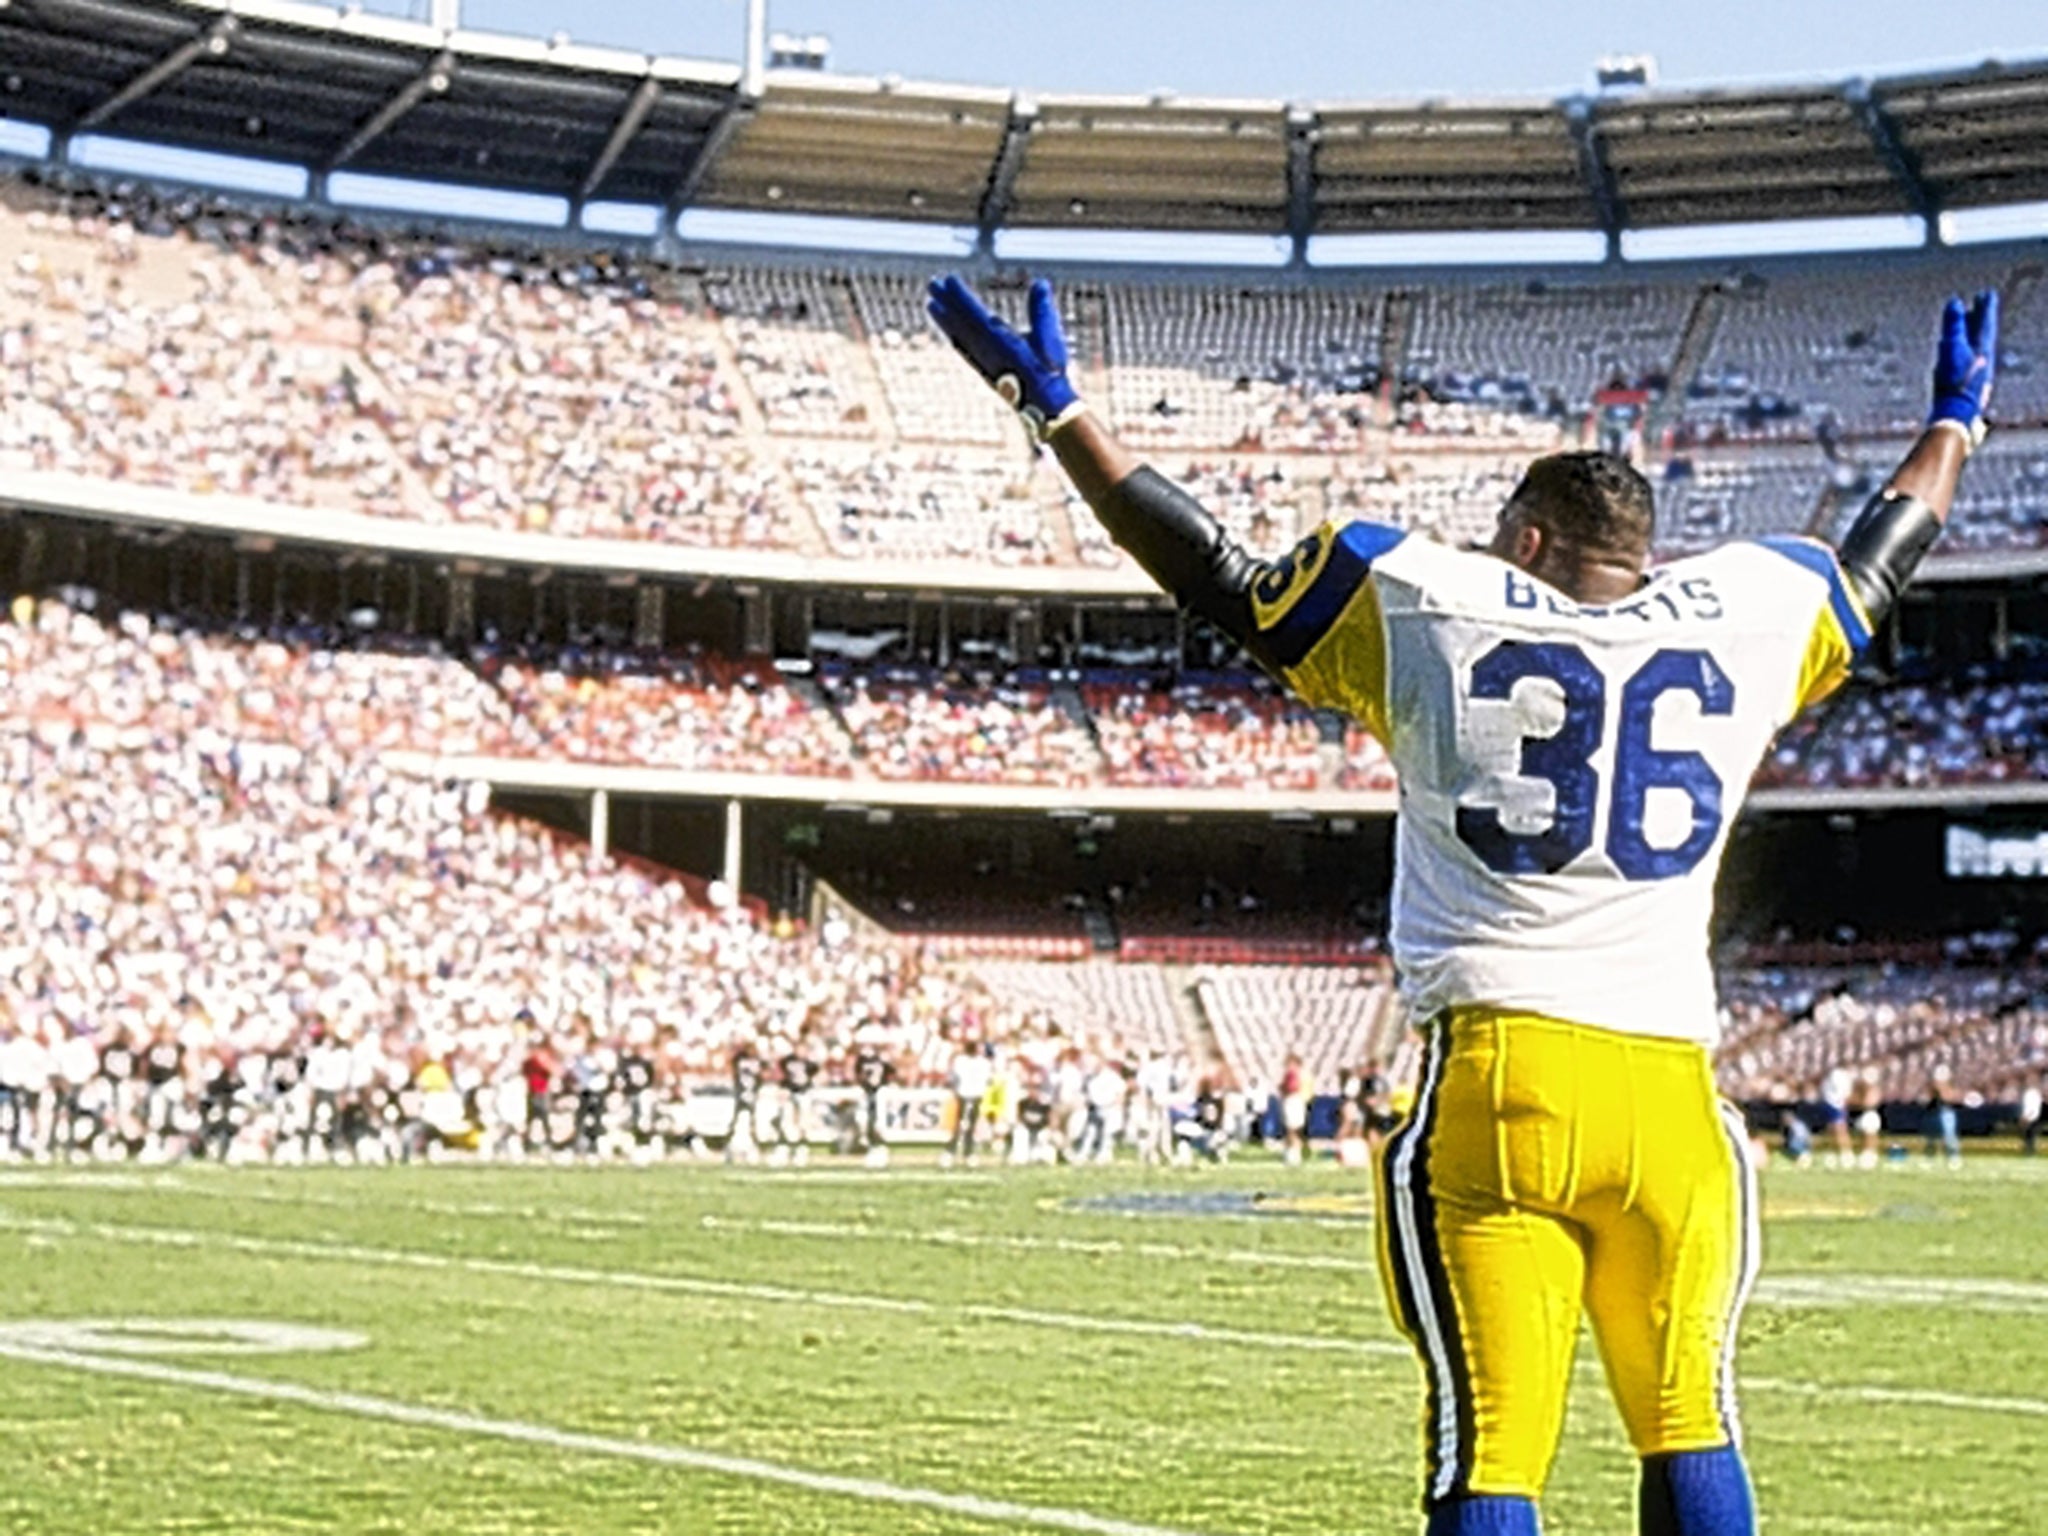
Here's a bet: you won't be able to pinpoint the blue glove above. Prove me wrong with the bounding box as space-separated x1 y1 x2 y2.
926 274 1081 439
1929 290 1997 449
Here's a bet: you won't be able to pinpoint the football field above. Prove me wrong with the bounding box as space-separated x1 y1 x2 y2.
1 1156 2043 1534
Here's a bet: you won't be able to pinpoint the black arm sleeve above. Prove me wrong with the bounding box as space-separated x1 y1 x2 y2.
1091 466 1271 659
1836 490 1943 629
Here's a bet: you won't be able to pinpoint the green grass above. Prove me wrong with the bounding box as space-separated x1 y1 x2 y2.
1 1155 2044 1534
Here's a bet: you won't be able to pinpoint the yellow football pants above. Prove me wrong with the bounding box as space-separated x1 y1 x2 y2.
1374 1008 1758 1506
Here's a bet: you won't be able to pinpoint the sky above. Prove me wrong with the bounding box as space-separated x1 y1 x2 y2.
377 0 2048 101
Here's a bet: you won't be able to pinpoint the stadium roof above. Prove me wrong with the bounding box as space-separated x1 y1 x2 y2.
4 0 2047 244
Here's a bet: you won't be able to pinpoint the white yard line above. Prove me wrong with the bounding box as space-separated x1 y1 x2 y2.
1758 1274 2048 1313
0 1171 156 1190
9 1180 2046 1309
697 1213 1376 1274
964 1305 1402 1356
123 1181 2048 1306
0 1174 1378 1269
143 1175 653 1228
4 1210 2045 1420
0 1211 1403 1357
0 1340 1230 1536
1745 1374 2048 1419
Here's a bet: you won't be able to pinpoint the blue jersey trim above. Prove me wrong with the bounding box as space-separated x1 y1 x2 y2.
1753 536 1872 653
1261 521 1406 669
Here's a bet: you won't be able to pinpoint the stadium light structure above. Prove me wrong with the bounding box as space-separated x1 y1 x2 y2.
1593 56 1657 92
3 3 2046 270
994 227 1292 267
581 200 664 238
0 120 52 160
1939 200 2048 245
743 0 766 97
329 169 570 227
1621 213 1928 261
71 133 308 199
677 207 975 257
1309 228 1609 268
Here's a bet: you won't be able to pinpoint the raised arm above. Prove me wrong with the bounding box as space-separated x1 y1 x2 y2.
925 274 1281 663
1835 290 1998 626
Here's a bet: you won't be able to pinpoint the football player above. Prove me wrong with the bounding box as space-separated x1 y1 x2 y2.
777 1034 818 1167
726 1043 763 1165
853 1036 892 1166
928 273 1996 1536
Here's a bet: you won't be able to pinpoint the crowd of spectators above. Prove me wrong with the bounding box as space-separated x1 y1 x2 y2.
1084 673 1329 792
785 446 1062 565
1101 281 1383 454
1717 950 2048 1105
820 665 1101 787
1759 673 2048 790
2 587 2042 1168
0 589 1225 1165
484 648 850 778
3 168 2046 1165
3 170 2042 571
9 583 2040 798
0 175 787 548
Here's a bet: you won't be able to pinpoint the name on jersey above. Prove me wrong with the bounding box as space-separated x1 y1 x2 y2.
1503 572 1723 624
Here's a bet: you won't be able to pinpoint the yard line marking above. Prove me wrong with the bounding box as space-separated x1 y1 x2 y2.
64 1188 2048 1306
720 1170 1003 1185
1757 1274 2048 1313
697 1214 1376 1274
0 1211 1404 1358
964 1305 1406 1358
703 1216 2048 1314
11 1192 2048 1315
0 1171 156 1190
0 1341 1230 1536
1744 1374 2048 1419
143 1176 654 1228
7 1211 2047 1421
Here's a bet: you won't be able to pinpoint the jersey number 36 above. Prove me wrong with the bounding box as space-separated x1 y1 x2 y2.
1454 641 1734 881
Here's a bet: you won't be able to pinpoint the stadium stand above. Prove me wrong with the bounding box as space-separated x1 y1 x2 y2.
785 444 1064 564
1759 672 2048 789
1194 964 1398 1091
1401 277 1692 417
1324 452 1534 549
1653 446 1834 549
1717 961 2048 1102
0 593 1198 1162
485 649 854 777
0 4 2043 1155
819 663 1102 785
1102 282 1384 451
703 264 880 440
959 959 1187 1057
1083 672 1327 791
1928 432 2048 552
1681 259 2021 439
1 171 2043 569
9 581 2044 798
848 271 1020 446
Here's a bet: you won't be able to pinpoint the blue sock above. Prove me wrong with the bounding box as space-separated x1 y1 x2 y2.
1639 1446 1756 1536
1427 1495 1540 1536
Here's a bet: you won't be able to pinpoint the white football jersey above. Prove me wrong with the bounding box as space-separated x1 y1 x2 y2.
1250 521 1870 1043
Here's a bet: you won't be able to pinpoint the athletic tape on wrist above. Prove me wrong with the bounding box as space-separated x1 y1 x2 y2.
1040 400 1088 440
1926 416 1983 453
